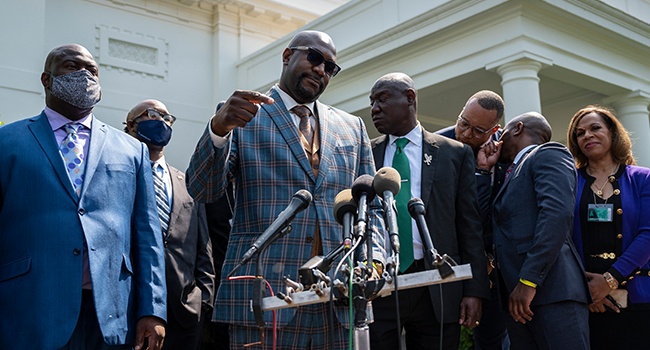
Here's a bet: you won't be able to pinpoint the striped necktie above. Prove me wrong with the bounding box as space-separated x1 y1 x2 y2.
60 124 85 197
152 162 170 241
292 105 313 145
393 138 414 272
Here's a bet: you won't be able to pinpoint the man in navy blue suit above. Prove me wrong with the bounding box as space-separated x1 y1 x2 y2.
436 91 510 350
0 44 166 350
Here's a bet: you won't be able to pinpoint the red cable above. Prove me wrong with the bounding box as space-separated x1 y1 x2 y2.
227 276 277 350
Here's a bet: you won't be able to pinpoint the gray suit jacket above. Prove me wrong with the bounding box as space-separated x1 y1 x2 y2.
371 127 490 323
165 165 215 326
491 143 590 307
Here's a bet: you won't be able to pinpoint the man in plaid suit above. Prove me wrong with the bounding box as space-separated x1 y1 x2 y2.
186 31 385 349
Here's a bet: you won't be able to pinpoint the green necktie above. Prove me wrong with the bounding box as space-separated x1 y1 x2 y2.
392 138 414 272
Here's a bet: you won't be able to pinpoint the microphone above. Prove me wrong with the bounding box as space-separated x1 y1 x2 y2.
228 189 312 277
408 198 453 278
333 189 357 249
351 174 376 239
373 167 401 254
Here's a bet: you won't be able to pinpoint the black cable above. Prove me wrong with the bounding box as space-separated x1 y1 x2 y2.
394 257 402 350
438 283 443 350
329 274 335 348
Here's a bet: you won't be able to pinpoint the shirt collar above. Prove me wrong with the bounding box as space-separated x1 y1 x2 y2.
513 144 537 165
44 106 93 131
153 156 167 172
388 122 422 148
273 84 316 115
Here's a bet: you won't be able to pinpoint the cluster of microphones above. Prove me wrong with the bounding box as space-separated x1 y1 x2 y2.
228 167 437 280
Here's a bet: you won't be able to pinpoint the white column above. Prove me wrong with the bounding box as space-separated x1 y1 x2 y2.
608 91 650 167
496 59 543 123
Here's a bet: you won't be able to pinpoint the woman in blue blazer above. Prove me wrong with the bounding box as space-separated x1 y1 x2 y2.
567 106 650 350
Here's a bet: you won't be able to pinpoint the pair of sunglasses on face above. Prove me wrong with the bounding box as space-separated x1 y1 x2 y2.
290 46 341 77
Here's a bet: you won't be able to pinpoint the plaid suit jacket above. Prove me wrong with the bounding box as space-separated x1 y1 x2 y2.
186 87 385 327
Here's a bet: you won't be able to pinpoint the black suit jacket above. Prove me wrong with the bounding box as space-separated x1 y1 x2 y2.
371 127 490 323
166 165 215 326
435 126 506 251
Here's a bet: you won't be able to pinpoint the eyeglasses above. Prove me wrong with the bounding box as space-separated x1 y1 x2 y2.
289 46 341 77
137 108 177 125
457 116 499 138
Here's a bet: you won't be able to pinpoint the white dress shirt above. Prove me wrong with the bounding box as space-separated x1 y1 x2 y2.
382 123 424 259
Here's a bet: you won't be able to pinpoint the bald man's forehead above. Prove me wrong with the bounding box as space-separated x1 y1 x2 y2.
128 101 168 121
291 33 336 59
46 45 98 73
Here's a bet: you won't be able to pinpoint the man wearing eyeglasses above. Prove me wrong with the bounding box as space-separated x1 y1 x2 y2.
436 91 511 350
186 31 386 349
125 99 215 350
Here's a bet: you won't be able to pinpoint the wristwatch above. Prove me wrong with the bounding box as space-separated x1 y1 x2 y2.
476 167 492 176
603 271 619 290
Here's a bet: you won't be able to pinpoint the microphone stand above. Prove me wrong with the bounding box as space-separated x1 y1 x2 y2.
249 225 293 328
351 220 384 350
413 217 455 279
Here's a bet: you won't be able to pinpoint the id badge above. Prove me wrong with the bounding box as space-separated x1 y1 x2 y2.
587 203 613 222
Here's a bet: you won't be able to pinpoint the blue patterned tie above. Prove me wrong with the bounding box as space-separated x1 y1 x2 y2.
393 138 414 272
152 162 170 240
60 124 85 197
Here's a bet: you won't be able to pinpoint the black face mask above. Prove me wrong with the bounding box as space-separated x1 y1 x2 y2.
136 119 172 146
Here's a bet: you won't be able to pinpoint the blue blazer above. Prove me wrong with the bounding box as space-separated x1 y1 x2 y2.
492 143 590 307
186 87 385 328
0 112 167 349
572 165 650 304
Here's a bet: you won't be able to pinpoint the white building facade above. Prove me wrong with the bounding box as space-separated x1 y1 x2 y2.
1 0 649 168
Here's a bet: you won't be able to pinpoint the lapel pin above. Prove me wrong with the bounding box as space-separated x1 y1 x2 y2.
424 153 432 165
177 175 183 180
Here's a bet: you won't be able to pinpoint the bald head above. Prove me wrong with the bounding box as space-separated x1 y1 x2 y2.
498 111 552 163
44 44 95 73
41 44 100 120
508 112 552 144
127 99 169 124
372 73 417 98
369 72 418 136
279 31 338 104
287 31 336 56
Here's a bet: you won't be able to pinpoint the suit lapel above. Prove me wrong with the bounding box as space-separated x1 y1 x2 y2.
314 101 333 189
420 128 439 207
493 147 534 202
167 165 186 237
371 135 388 171
261 89 315 183
80 118 107 198
27 112 78 203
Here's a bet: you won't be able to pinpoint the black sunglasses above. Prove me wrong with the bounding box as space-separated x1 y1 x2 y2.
289 46 341 77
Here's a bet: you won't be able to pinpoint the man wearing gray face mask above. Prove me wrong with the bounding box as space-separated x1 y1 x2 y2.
0 44 167 350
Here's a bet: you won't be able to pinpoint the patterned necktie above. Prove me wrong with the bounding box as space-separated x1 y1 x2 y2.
504 163 515 181
152 162 171 240
292 105 313 145
393 138 414 272
60 124 85 197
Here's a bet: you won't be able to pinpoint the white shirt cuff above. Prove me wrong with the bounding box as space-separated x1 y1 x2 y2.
208 115 230 148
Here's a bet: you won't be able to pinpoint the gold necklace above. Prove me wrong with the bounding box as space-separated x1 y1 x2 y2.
588 164 620 197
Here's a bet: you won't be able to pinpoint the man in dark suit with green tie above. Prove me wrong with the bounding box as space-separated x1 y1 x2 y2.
368 72 489 350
